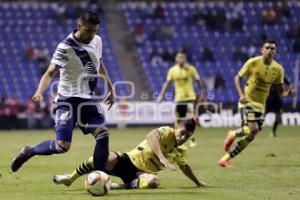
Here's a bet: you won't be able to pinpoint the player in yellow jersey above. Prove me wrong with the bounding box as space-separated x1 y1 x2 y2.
53 119 206 189
218 40 295 168
158 52 206 147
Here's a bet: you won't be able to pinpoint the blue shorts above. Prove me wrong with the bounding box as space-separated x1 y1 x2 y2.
53 95 106 142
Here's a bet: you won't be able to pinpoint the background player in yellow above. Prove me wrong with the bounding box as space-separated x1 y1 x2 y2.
158 52 206 147
53 119 206 189
218 40 295 168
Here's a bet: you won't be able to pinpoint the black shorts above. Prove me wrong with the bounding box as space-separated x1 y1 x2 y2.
175 101 195 118
108 153 140 186
240 107 265 130
266 96 282 113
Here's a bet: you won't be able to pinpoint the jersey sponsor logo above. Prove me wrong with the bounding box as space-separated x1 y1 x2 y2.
83 63 97 81
85 62 97 73
83 62 97 81
254 78 271 92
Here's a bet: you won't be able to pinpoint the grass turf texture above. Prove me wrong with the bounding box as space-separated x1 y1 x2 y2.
0 126 299 200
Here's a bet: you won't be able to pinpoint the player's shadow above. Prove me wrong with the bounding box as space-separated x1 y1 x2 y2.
111 190 200 196
48 186 216 197
50 188 197 196
108 186 214 196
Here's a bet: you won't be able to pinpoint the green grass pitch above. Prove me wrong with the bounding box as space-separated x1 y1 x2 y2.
0 126 300 200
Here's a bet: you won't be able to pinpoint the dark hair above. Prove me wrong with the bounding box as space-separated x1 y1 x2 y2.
261 39 277 47
176 51 186 56
182 118 196 133
79 11 100 25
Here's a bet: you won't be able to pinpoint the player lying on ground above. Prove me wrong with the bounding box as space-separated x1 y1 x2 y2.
54 119 206 189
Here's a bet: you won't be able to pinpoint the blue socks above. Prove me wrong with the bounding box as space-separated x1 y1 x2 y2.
93 136 109 170
26 136 108 170
31 140 67 156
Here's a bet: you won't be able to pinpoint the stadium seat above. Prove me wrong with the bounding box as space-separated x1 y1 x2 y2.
121 1 300 103
0 2 128 103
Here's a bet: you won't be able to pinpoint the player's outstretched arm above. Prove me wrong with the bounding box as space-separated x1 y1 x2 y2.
99 61 115 110
146 130 176 170
196 79 207 102
158 80 172 102
275 84 295 97
179 164 206 187
32 64 58 102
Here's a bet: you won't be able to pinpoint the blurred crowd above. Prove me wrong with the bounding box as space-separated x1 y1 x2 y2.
133 1 300 65
1 1 299 129
0 94 53 129
23 0 105 76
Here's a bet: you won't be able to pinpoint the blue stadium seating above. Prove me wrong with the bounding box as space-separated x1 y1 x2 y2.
1 2 299 104
121 1 300 103
0 3 128 103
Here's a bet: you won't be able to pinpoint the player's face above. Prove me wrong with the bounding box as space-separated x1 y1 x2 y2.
261 43 276 60
175 53 187 66
174 126 193 146
78 23 99 43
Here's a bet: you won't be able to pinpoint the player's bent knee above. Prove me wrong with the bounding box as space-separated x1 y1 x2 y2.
93 127 109 140
251 128 259 135
57 140 71 152
248 124 259 135
105 152 118 171
246 134 255 143
93 127 106 134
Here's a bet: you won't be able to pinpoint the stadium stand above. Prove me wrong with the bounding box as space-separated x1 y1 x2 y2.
0 1 300 129
0 2 128 104
121 1 300 103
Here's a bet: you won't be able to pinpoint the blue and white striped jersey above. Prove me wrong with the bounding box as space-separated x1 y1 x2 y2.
51 31 103 99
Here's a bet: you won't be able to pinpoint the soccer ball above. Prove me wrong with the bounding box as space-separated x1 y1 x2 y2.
84 171 111 196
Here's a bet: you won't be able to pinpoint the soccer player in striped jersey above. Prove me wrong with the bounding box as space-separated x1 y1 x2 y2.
218 40 295 168
11 11 115 173
53 119 206 189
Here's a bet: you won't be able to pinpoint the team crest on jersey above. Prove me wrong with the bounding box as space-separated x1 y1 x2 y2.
85 62 96 73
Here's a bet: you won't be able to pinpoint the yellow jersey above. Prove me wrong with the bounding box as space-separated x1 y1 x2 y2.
238 56 284 112
127 126 188 174
167 64 200 102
